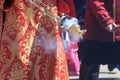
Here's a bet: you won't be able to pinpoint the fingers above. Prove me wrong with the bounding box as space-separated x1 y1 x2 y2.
105 23 118 32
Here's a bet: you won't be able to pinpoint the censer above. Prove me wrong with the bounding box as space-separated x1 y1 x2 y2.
29 0 86 50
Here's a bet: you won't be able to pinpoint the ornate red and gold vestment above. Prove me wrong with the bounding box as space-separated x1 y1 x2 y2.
0 0 75 80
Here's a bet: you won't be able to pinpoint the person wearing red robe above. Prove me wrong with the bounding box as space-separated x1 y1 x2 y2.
0 0 77 80
79 0 120 80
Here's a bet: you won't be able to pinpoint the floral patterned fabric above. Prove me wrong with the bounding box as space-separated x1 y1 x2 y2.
0 10 2 42
0 0 4 9
0 0 69 80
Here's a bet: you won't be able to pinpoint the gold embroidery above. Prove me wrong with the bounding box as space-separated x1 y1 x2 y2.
9 63 26 80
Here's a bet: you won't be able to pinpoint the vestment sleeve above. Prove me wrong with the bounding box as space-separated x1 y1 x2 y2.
0 0 15 11
66 0 76 17
56 0 70 15
88 0 114 26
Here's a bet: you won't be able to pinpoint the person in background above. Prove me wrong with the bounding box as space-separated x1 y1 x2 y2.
78 0 120 80
60 0 81 76
73 0 100 80
0 0 78 79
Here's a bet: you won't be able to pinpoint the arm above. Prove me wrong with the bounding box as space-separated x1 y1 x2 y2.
56 0 70 16
88 0 119 32
66 0 76 17
0 0 15 11
88 0 114 27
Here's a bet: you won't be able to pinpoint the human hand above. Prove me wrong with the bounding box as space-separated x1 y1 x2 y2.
105 23 118 32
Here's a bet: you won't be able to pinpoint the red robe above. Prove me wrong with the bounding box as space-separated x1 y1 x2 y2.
0 0 76 80
84 0 120 42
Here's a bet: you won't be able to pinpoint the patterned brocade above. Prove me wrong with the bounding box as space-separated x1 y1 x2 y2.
0 10 2 42
0 0 69 80
0 0 4 9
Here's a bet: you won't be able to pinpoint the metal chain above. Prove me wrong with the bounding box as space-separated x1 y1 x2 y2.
29 0 65 23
